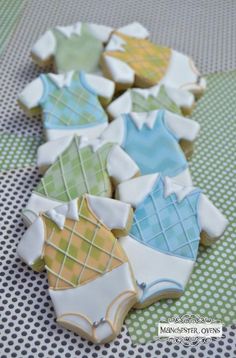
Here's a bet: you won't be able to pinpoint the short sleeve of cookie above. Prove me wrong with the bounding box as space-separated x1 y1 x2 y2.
107 91 132 119
164 110 200 141
84 73 115 102
86 23 113 42
37 135 74 174
198 193 228 245
101 117 125 145
17 217 45 271
18 77 45 110
116 174 158 207
87 195 133 237
101 55 135 88
117 22 150 39
107 145 139 184
31 30 56 62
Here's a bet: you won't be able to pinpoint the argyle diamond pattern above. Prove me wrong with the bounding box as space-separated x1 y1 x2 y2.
130 178 201 259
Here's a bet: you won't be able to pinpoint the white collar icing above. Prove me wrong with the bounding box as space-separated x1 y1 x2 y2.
130 110 158 130
48 71 74 88
105 34 126 52
46 199 79 229
164 176 195 202
132 84 161 99
56 22 82 38
78 136 111 152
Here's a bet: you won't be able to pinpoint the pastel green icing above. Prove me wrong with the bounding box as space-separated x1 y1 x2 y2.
35 137 113 202
131 85 182 115
53 24 103 73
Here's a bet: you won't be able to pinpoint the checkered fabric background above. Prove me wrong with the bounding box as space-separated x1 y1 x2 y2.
0 1 236 357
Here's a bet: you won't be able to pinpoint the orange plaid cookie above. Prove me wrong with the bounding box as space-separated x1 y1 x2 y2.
43 196 127 290
17 194 137 343
105 32 171 87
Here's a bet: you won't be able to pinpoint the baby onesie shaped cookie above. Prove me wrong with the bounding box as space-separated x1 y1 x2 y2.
107 84 195 119
101 26 206 96
31 22 112 73
101 110 200 186
31 21 148 74
22 136 139 225
116 174 228 308
17 195 138 343
18 71 114 141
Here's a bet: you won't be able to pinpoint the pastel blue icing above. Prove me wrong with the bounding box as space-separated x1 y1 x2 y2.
130 176 201 260
122 110 187 177
39 71 107 130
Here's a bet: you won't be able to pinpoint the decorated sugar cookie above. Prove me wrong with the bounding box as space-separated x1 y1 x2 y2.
22 136 139 225
17 195 138 343
101 110 200 186
116 174 228 308
31 21 148 74
31 22 112 72
18 71 115 141
101 26 206 96
107 84 195 119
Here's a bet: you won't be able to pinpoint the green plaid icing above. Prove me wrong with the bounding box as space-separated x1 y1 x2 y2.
40 71 107 130
53 23 103 73
35 137 114 202
130 86 181 115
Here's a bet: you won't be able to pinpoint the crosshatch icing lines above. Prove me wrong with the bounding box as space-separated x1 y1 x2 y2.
40 72 106 129
42 196 127 290
130 177 201 260
36 138 113 202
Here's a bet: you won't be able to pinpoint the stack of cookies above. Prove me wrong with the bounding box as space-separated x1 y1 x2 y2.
17 21 228 344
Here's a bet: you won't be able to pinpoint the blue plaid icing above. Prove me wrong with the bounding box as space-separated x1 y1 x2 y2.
130 176 201 260
39 71 107 130
122 110 187 176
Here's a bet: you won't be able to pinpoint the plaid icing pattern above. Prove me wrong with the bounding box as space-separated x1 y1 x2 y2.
131 86 182 115
105 32 171 86
43 196 127 290
130 178 201 260
35 137 113 202
41 72 107 129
